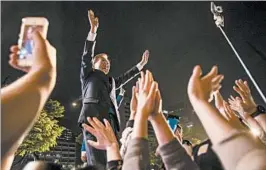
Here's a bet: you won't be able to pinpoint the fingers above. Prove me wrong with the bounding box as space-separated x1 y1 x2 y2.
212 84 222 92
132 86 136 98
230 95 236 101
191 65 202 79
32 31 46 49
88 10 94 17
139 71 145 90
10 45 19 53
87 117 100 129
233 86 245 99
82 123 97 136
206 65 218 78
92 117 105 129
212 75 224 85
143 50 149 63
103 119 112 130
156 89 162 112
144 70 153 91
87 140 98 148
147 81 158 101
9 53 30 72
235 80 247 94
223 101 231 119
243 81 250 93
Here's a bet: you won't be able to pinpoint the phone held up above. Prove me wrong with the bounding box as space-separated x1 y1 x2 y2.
17 17 49 67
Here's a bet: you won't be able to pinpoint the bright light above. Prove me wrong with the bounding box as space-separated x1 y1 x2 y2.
72 102 77 107
251 128 261 137
187 124 193 128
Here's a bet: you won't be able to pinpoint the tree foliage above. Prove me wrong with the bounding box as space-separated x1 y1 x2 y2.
148 135 161 167
16 99 65 156
75 133 83 145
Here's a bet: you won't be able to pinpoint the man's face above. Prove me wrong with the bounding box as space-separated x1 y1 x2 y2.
94 54 110 74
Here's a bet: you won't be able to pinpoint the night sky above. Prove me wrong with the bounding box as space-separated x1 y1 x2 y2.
2 2 266 134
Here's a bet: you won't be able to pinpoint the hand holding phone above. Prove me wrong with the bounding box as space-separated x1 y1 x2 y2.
17 17 49 67
9 31 56 73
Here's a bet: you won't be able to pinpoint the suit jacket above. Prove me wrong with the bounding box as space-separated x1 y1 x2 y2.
78 38 140 131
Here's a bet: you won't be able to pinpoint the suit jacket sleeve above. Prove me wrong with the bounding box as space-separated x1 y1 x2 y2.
114 66 140 89
80 39 96 83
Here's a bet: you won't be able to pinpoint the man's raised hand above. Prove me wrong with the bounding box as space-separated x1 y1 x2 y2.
138 50 149 67
88 10 99 33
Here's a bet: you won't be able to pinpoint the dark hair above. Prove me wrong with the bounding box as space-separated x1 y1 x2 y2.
182 139 192 146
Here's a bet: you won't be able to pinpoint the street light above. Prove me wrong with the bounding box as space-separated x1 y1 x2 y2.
72 102 77 107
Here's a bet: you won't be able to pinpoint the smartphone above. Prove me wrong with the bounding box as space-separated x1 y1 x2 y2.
18 17 49 67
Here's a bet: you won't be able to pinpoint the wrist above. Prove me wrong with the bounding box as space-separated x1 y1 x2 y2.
135 108 150 120
129 111 136 120
247 106 257 115
149 112 163 123
106 143 119 152
106 143 121 161
90 28 97 34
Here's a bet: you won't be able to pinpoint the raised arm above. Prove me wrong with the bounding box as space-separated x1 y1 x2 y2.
1 32 56 170
80 10 99 82
115 50 149 89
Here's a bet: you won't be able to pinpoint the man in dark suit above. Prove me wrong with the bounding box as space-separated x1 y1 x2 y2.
78 10 149 167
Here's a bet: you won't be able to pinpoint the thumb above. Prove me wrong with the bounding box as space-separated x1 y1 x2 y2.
191 65 202 79
32 31 46 50
87 140 98 148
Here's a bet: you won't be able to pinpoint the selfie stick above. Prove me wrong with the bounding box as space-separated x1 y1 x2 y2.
210 2 266 104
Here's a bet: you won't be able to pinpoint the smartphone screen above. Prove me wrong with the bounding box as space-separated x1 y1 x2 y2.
19 25 44 60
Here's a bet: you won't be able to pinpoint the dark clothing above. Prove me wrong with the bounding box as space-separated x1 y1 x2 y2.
79 37 139 167
192 139 224 170
78 40 139 131
122 138 199 170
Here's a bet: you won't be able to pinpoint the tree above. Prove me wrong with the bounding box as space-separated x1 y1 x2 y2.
75 133 83 145
16 99 65 156
148 134 161 168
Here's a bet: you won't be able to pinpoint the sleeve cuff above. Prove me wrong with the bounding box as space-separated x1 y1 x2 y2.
136 63 144 71
126 120 135 128
87 31 97 41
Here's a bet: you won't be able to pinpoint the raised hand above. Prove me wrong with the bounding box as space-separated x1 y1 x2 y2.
214 91 225 113
9 31 56 73
138 50 149 67
82 117 118 150
223 101 245 130
136 70 158 120
231 79 257 115
88 9 99 33
188 65 224 102
130 85 138 119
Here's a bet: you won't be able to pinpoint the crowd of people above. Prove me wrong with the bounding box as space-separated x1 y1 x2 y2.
2 9 266 170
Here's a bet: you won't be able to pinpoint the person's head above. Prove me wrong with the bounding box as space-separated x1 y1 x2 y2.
92 53 110 74
174 124 183 139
